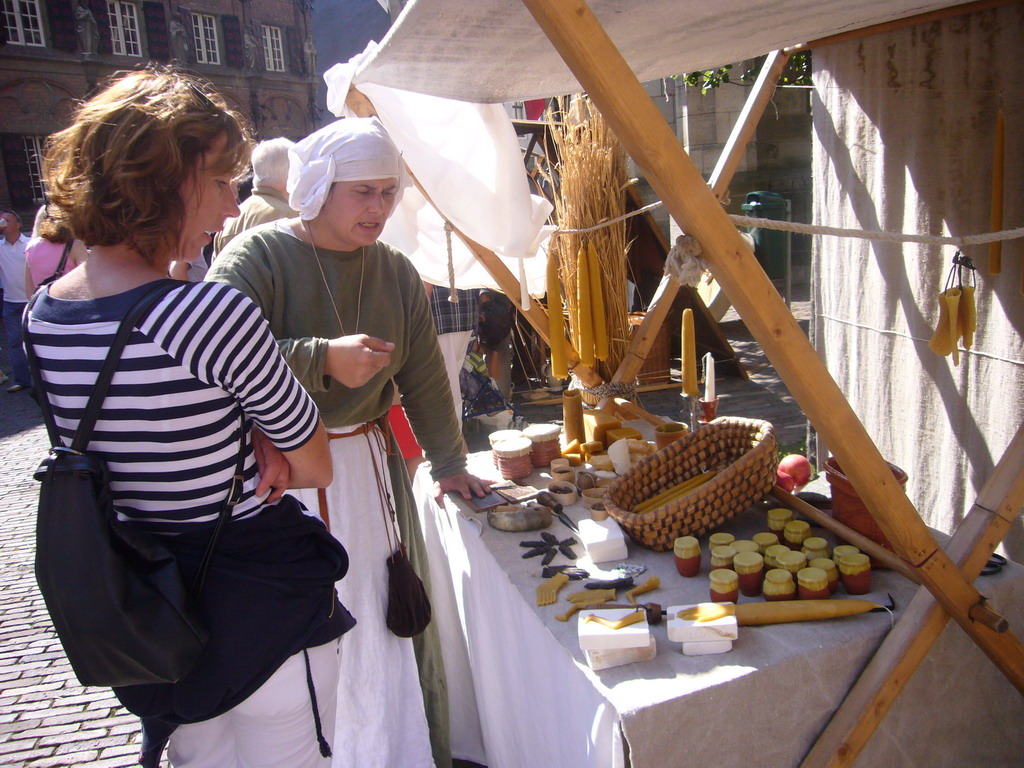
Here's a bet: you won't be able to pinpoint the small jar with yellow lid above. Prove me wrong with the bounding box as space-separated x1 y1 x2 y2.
762 568 796 601
709 568 739 603
783 519 811 550
801 536 830 561
763 543 790 571
708 532 735 550
733 551 764 597
809 557 839 594
776 550 807 578
767 507 793 534
832 544 860 563
731 539 759 555
752 531 779 554
492 437 534 480
838 552 872 595
709 546 737 571
673 536 701 577
797 566 831 600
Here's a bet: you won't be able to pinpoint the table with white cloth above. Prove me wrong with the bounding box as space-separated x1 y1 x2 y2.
413 451 1024 768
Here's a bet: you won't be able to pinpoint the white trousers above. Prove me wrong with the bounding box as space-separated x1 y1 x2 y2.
294 425 435 768
167 639 341 768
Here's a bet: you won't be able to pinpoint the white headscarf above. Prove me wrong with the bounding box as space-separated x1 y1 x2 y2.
287 117 404 220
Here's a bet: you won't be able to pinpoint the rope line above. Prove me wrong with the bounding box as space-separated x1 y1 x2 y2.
550 198 1024 248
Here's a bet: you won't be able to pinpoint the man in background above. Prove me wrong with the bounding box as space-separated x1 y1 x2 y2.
213 137 297 256
0 210 31 392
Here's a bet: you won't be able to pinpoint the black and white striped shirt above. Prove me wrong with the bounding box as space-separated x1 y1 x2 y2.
27 280 320 534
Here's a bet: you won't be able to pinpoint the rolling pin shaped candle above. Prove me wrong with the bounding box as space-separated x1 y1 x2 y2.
676 598 889 626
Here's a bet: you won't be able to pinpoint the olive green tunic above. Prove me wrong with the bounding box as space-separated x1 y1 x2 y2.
207 224 457 768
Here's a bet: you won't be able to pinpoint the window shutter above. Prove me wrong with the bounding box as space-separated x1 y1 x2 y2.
286 27 303 75
47 0 78 53
143 2 170 61
88 0 112 55
1 135 35 211
221 15 243 69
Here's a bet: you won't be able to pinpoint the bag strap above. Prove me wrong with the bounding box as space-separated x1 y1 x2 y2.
22 289 63 447
53 238 73 279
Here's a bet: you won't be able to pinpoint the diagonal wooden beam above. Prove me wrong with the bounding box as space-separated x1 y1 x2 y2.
345 87 605 389
519 0 1024 693
601 50 790 399
801 424 1024 768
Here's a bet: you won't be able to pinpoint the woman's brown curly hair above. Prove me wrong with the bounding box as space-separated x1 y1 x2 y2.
43 66 253 264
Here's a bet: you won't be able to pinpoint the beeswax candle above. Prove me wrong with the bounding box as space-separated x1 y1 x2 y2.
681 308 698 396
577 244 595 366
546 250 568 379
588 243 608 361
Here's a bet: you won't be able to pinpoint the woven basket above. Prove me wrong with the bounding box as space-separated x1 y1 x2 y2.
603 417 778 551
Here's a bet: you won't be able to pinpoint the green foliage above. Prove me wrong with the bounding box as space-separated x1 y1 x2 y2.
677 51 813 93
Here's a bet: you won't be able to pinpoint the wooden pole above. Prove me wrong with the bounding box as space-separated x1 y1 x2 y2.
519 0 1024 692
801 425 1024 768
345 87 606 389
599 50 789 403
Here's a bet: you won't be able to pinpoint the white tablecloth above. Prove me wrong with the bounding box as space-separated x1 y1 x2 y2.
414 453 1024 768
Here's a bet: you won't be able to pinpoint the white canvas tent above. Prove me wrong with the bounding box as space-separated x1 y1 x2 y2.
324 0 1024 765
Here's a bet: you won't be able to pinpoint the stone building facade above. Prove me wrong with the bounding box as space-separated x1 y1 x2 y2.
0 0 318 217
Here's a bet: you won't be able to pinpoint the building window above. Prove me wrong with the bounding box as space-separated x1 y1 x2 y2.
108 1 142 57
261 24 284 72
23 135 46 204
2 0 45 46
191 12 219 64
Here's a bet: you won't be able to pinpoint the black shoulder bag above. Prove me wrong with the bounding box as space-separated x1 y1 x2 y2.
23 281 246 688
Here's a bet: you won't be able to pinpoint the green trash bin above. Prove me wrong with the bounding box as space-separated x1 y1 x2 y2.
740 191 789 280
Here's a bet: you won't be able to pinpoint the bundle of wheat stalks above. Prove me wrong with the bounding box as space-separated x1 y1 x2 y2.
541 95 631 388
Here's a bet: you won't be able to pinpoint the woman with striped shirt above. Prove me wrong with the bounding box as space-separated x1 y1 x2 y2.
25 68 356 768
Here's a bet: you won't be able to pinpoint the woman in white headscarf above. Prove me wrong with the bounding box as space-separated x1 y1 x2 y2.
207 117 490 768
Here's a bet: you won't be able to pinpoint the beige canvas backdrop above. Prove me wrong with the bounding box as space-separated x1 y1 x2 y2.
812 3 1024 560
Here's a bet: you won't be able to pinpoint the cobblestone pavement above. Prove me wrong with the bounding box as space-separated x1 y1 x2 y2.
0 288 811 767
0 352 146 766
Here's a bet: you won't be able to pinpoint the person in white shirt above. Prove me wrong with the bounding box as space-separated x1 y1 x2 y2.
0 209 31 391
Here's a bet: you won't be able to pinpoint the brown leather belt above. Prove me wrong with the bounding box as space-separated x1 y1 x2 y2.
315 420 389 530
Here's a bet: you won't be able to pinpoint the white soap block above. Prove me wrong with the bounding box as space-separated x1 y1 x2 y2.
666 603 739 643
576 517 628 563
585 636 657 671
578 608 651 651
681 639 734 656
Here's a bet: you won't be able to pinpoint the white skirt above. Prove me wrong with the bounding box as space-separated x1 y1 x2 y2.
292 424 435 768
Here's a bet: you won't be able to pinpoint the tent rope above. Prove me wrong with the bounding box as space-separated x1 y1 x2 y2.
444 220 459 302
552 199 1024 248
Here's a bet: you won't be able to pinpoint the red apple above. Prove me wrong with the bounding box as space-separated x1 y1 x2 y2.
775 468 797 492
779 454 812 489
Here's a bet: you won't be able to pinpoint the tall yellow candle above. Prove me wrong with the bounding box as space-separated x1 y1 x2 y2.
576 244 595 367
587 243 608 361
546 251 568 379
681 308 698 396
989 108 1004 275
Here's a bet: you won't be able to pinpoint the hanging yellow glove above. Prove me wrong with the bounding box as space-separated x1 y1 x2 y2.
928 288 961 362
957 284 976 351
